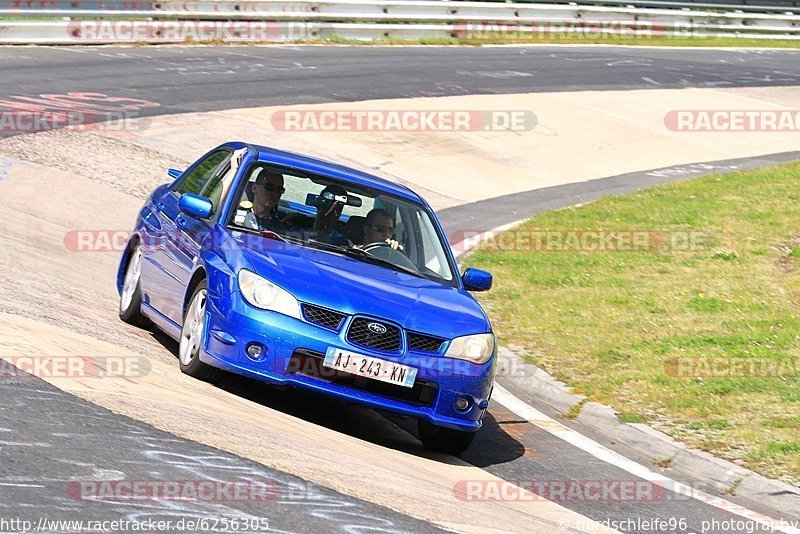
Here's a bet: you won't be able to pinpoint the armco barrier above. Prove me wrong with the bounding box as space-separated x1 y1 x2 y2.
0 0 798 44
0 0 798 13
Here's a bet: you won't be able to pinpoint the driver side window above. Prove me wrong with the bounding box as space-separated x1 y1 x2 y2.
174 150 230 197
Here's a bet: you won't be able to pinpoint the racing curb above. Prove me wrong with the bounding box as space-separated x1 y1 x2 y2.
495 341 800 520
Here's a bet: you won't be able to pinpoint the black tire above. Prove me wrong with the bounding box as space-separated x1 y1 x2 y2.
178 280 223 383
119 242 150 328
418 419 476 456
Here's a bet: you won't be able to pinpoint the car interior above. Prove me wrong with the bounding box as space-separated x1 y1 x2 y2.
233 167 376 244
226 165 454 283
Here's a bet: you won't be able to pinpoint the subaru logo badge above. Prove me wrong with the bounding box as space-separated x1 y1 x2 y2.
367 322 387 335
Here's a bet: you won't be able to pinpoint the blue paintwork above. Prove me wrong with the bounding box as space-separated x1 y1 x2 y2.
462 268 493 292
118 142 496 433
178 193 213 220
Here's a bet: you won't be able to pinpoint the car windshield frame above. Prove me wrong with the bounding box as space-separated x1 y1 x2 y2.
224 162 460 288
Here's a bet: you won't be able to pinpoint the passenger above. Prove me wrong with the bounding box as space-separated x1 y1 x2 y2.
362 208 403 250
313 184 347 244
243 170 287 233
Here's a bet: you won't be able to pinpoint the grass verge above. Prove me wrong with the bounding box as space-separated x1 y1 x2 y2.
319 34 800 49
415 36 800 48
2 24 798 48
464 161 800 484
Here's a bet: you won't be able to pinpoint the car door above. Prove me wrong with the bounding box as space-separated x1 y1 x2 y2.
151 149 232 324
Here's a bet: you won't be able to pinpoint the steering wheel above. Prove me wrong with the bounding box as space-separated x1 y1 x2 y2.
362 241 393 251
360 241 419 271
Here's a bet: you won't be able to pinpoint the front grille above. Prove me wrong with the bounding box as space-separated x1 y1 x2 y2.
287 349 438 407
347 317 401 353
302 304 346 331
408 332 446 353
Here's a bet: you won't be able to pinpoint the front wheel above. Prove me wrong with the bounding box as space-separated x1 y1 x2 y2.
179 280 222 383
418 419 476 456
119 242 149 328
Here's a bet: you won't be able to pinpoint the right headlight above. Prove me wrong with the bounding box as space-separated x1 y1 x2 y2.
237 269 301 319
444 333 495 365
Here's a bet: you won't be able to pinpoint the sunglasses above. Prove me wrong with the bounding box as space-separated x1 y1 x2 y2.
257 182 286 194
369 224 394 234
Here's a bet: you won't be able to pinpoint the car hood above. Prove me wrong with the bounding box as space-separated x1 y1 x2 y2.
235 235 490 338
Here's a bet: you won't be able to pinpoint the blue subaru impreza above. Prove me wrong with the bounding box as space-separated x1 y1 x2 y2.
117 141 496 454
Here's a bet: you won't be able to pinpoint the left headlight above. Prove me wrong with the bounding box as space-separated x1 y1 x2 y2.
237 269 301 319
444 333 496 365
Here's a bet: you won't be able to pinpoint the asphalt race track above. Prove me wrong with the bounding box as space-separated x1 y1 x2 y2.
0 362 442 532
0 46 799 126
1 45 799 533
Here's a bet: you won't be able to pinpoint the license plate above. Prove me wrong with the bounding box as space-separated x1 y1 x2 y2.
323 347 417 388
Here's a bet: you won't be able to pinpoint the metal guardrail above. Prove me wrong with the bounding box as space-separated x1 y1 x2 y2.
1 0 798 12
0 0 798 44
464 0 800 13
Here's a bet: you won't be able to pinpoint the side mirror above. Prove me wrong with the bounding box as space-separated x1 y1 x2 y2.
462 268 493 292
168 168 183 180
178 193 213 219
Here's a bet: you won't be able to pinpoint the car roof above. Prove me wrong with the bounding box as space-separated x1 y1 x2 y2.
252 144 423 204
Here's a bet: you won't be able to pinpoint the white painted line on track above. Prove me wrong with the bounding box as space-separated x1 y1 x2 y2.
493 384 800 534
451 218 528 260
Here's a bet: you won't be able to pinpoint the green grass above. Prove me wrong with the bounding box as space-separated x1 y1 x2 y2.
14 27 794 48
465 161 800 484
618 412 649 423
420 36 800 49
722 476 744 495
317 35 800 49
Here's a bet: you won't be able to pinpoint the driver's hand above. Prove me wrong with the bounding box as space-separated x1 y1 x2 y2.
386 239 403 250
323 201 343 217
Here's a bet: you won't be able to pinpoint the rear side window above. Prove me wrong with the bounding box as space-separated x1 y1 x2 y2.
174 150 230 196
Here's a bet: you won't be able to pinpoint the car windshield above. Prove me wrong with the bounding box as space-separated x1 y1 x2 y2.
226 164 457 285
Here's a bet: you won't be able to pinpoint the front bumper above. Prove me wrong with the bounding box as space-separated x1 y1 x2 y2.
201 291 495 432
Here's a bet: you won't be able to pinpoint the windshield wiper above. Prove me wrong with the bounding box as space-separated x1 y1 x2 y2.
344 245 426 279
259 229 287 242
231 226 308 246
305 240 425 279
305 239 344 252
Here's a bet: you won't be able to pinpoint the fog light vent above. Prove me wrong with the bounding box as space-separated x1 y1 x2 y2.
246 343 266 361
454 396 472 412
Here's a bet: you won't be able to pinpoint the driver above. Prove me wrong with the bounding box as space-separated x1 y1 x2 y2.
362 208 403 250
243 170 288 233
